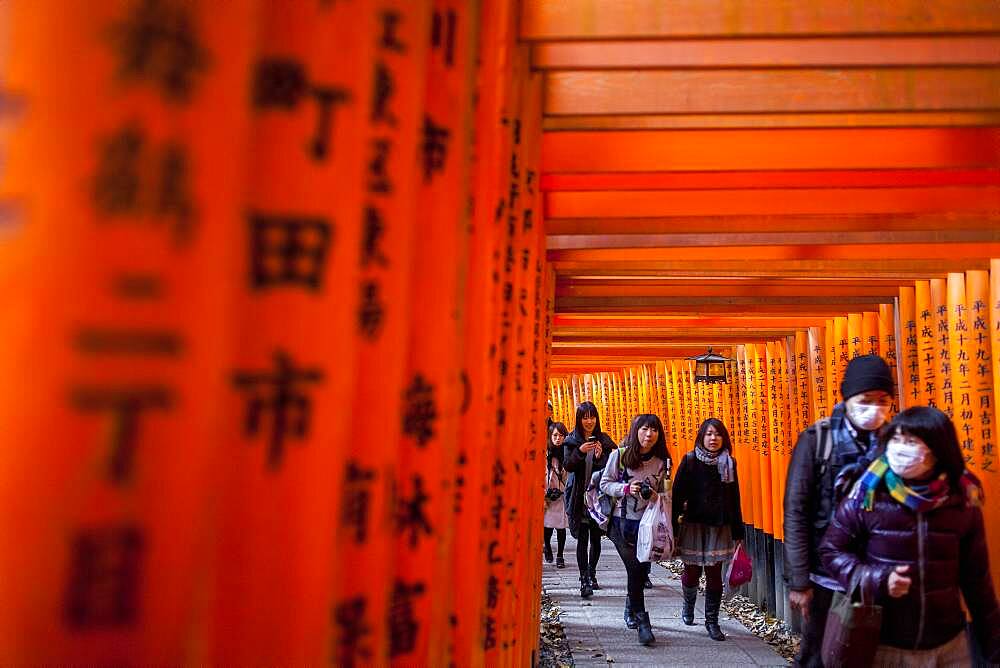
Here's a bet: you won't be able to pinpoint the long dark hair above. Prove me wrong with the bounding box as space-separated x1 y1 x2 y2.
880 406 964 488
621 413 670 470
547 422 568 472
572 401 603 441
694 418 732 453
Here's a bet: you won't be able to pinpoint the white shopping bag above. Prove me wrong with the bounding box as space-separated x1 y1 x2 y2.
637 492 673 563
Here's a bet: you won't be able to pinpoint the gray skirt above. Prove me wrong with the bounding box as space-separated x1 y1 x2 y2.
675 522 734 566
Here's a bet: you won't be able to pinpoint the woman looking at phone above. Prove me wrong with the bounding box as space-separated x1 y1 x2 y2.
564 401 616 598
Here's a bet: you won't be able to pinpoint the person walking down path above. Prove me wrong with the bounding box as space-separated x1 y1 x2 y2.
783 354 895 667
600 414 671 647
820 406 1000 666
564 401 616 599
672 418 744 642
544 422 570 569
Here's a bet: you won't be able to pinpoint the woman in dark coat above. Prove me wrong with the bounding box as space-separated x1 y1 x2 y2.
672 418 744 641
820 406 1000 665
564 401 616 599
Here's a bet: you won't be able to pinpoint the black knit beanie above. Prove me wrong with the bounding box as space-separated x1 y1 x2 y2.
841 354 895 400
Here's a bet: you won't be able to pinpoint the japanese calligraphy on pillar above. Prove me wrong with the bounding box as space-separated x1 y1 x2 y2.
216 1 373 664
967 271 995 476
807 325 827 419
948 274 976 467
336 6 429 663
394 1 476 664
931 279 952 417
795 331 813 429
916 281 939 409
0 1 257 663
848 313 864 360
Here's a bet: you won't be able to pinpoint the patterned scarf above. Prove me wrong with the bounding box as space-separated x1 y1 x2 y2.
856 456 984 512
694 444 735 484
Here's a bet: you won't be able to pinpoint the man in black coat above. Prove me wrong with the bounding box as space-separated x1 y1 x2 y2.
782 354 895 667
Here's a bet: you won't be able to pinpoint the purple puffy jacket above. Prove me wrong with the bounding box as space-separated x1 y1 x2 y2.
819 483 1000 659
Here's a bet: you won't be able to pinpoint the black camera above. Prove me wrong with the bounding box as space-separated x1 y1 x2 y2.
545 487 563 502
639 481 654 500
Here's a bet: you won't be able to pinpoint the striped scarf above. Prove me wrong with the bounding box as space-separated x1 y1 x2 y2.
856 456 984 512
694 444 735 484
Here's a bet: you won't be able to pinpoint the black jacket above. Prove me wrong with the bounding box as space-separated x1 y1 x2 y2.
563 431 616 535
671 450 744 540
782 404 881 591
820 484 1000 658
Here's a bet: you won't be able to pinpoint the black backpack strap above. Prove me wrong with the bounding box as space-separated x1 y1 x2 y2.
814 417 833 478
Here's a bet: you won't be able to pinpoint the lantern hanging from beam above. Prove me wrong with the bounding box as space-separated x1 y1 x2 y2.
687 347 732 384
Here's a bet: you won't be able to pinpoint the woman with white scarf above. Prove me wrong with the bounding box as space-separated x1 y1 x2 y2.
671 418 744 641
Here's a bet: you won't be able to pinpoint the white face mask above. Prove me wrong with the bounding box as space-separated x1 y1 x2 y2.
886 435 936 480
847 403 890 431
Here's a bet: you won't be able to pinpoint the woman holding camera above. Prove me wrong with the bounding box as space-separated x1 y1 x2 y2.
543 422 569 568
672 418 744 642
564 401 616 598
600 413 671 646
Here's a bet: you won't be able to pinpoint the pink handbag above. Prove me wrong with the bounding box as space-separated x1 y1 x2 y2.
726 542 752 588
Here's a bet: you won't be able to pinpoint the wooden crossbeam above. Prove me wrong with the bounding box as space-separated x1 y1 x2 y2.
548 228 1000 249
555 330 802 341
521 0 1000 39
542 170 1000 191
548 243 1000 263
545 213 1000 235
533 37 1000 69
544 112 1000 130
557 296 888 312
554 316 826 328
545 69 1000 116
541 129 1000 172
556 283 901 298
551 345 734 358
552 265 960 278
545 187 1000 218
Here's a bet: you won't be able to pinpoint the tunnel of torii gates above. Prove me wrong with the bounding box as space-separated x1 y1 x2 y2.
0 0 999 665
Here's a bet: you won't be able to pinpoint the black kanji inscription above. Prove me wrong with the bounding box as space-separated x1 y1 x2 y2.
422 115 450 181
333 596 372 667
431 9 456 66
362 205 389 266
396 474 433 547
359 280 386 340
249 213 332 291
371 64 397 127
232 350 324 470
402 374 437 447
71 384 174 485
388 580 426 657
342 460 376 543
253 58 350 161
108 0 209 102
64 525 145 628
93 124 144 215
380 10 406 52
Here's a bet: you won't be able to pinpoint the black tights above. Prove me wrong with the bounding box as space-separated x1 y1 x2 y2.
543 527 566 557
609 519 652 613
575 522 602 577
681 562 723 593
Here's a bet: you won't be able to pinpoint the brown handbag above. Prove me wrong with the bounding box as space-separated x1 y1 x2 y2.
820 572 883 668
